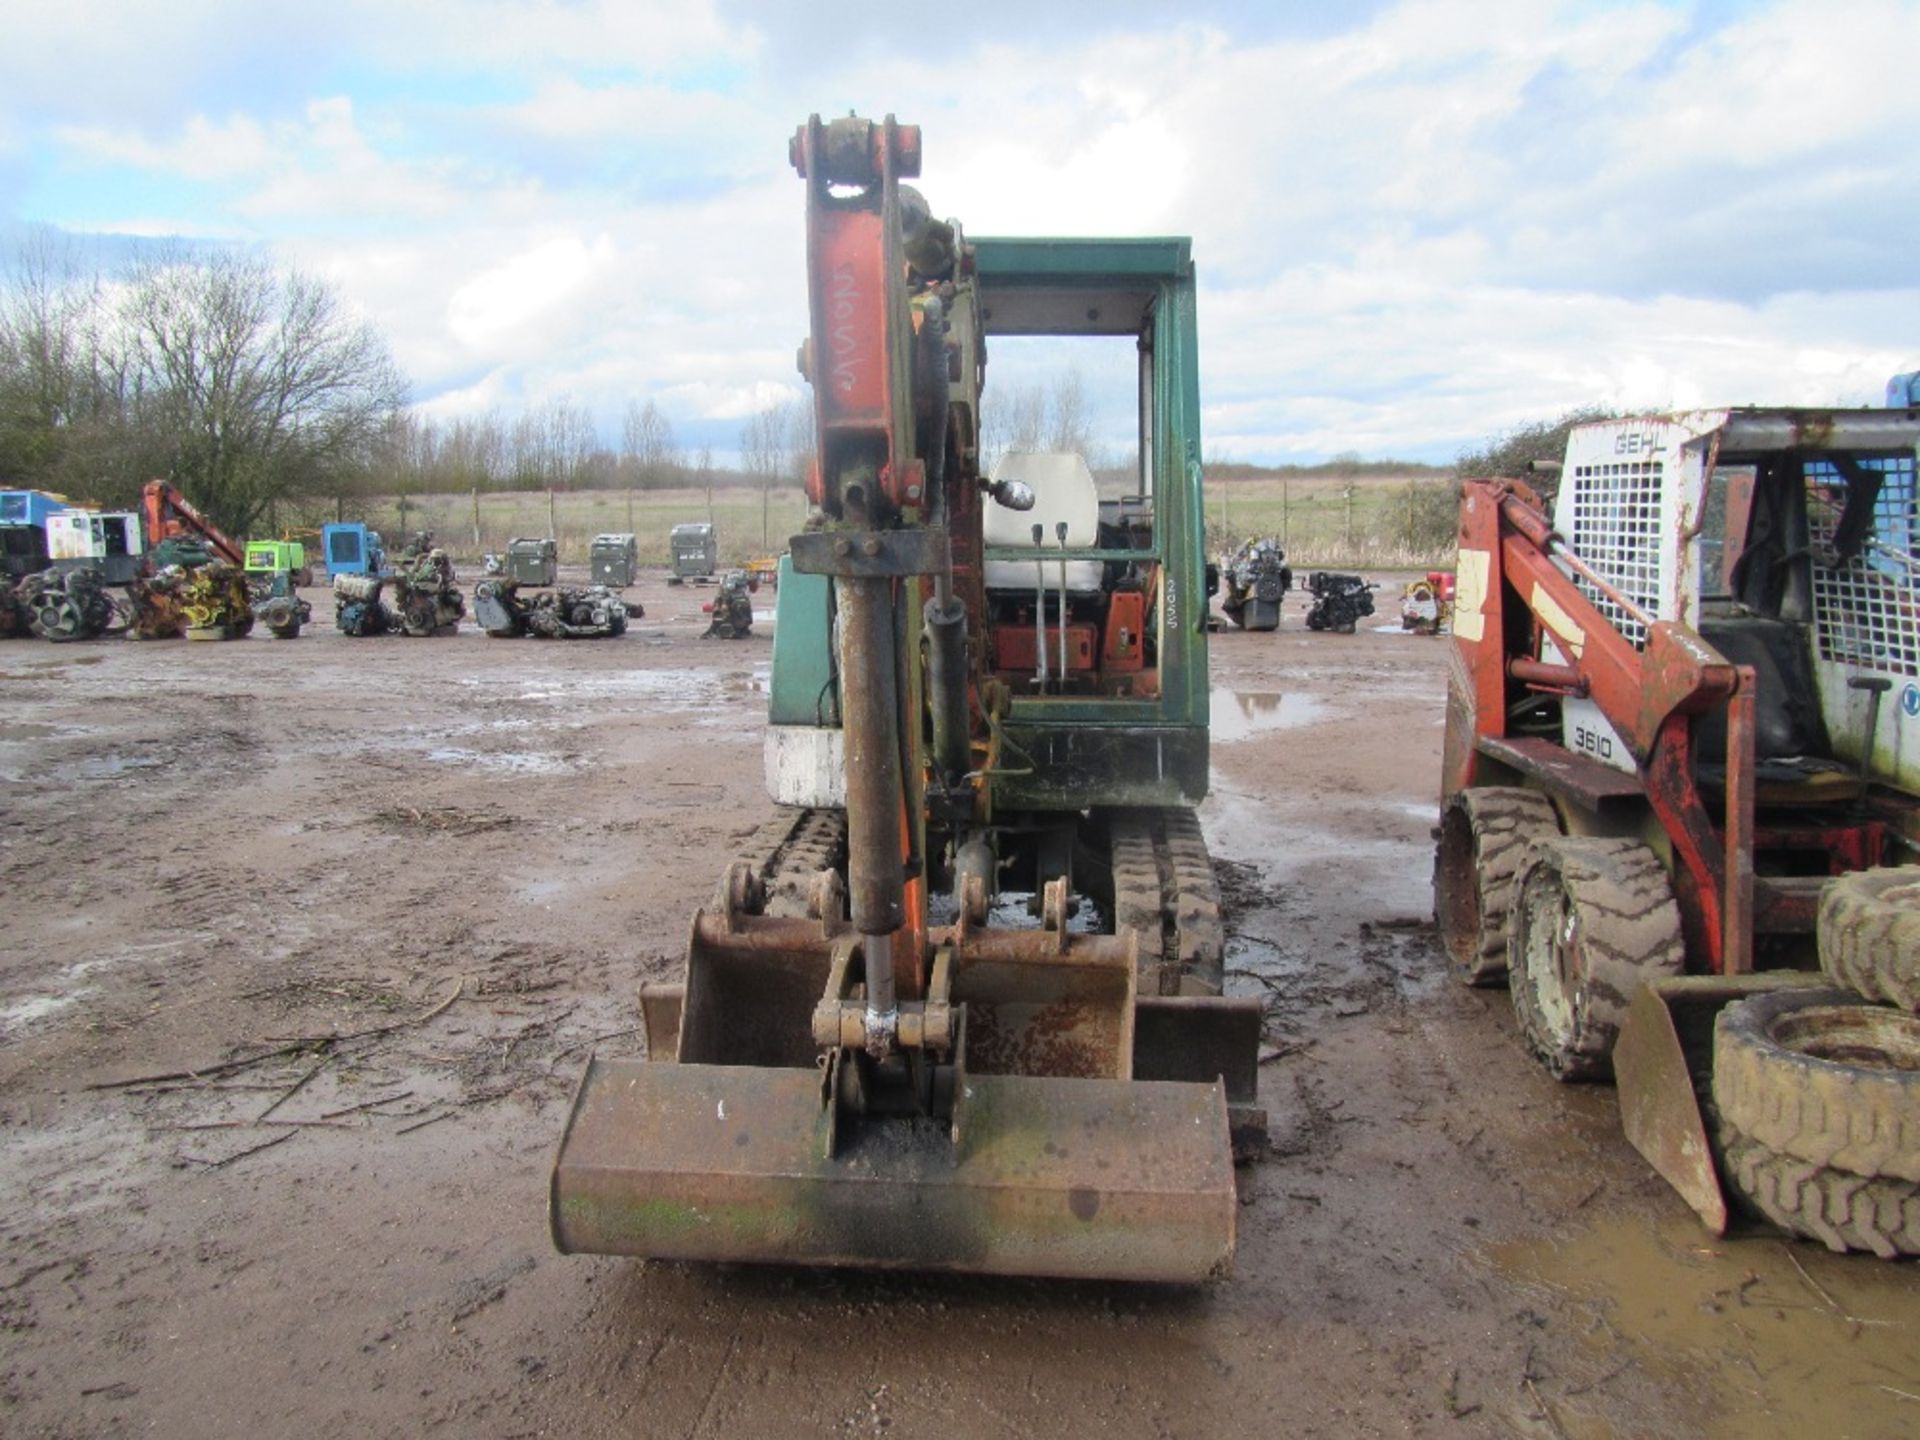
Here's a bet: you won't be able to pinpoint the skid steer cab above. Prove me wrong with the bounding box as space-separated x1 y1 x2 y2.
550 114 1261 1284
1436 407 1920 1256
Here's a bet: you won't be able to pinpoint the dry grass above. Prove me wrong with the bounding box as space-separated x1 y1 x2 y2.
338 469 1458 570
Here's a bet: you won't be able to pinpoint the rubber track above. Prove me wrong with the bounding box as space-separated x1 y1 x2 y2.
1508 835 1685 1081
1712 986 1920 1184
1818 868 1920 1013
1435 787 1560 987
1109 808 1224 996
1719 1128 1920 1258
744 806 848 918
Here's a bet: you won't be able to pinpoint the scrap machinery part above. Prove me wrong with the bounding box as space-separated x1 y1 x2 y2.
126 565 192 639
0 575 31 638
1400 572 1455 636
176 561 254 641
387 533 465 637
1303 572 1377 633
332 571 392 637
702 570 755 639
1219 537 1292 631
26 566 116 642
253 571 312 640
474 578 636 639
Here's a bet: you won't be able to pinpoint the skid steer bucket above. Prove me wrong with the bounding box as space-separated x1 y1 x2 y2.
1614 971 1832 1232
549 911 1239 1281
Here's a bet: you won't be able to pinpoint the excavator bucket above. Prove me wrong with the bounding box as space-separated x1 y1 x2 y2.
1614 971 1832 1233
549 913 1240 1282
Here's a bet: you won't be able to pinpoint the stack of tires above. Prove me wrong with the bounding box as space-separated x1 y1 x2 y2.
1711 874 1920 1257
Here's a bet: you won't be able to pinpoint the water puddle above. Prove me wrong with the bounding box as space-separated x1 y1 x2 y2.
471 669 729 712
1492 1212 1919 1438
0 958 115 1036
424 747 578 776
1208 688 1329 742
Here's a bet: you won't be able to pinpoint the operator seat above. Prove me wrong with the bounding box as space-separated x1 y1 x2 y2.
982 452 1105 593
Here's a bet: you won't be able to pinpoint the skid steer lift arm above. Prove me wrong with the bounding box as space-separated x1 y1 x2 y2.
548 115 1239 1283
1452 479 1755 971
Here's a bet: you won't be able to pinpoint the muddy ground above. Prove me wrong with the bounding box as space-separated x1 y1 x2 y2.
1 574 1914 1440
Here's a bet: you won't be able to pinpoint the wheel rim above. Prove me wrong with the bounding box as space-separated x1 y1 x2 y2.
1520 872 1578 1041
1770 1006 1920 1075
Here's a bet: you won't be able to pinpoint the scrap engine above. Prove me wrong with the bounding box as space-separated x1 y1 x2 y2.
1303 571 1377 633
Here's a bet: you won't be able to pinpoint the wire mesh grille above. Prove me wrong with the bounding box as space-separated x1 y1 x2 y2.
1806 456 1920 677
1568 461 1665 648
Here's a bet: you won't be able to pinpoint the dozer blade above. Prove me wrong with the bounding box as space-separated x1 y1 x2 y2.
550 1057 1237 1282
1614 971 1832 1233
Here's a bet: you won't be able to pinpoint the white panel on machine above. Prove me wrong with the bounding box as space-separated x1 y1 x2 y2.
982 452 1104 593
1550 414 1722 770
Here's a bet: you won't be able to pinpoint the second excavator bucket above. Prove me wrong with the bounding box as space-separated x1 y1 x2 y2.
549 910 1240 1282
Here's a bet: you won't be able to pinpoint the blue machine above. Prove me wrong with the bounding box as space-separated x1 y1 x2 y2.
0 490 68 528
1889 371 1920 407
322 522 386 577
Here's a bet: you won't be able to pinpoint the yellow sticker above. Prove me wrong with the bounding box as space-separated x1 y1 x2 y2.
1453 548 1490 643
1530 581 1587 659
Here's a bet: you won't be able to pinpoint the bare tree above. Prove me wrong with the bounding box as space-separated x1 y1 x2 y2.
1046 369 1090 455
622 398 679 488
509 397 597 491
0 240 127 496
740 403 786 550
121 251 408 534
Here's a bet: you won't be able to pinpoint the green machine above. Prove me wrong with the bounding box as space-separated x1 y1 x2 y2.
244 540 312 588
551 118 1252 1285
767 235 1212 812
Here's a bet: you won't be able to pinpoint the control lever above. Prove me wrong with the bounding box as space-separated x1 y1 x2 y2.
1031 523 1049 690
1055 521 1070 685
1848 675 1893 807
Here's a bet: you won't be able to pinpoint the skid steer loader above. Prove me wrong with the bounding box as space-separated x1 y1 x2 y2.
1434 408 1920 1255
548 114 1261 1283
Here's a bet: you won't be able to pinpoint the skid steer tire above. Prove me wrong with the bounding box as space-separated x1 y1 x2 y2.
1818 868 1920 1013
1434 787 1561 987
1718 1128 1920 1258
1711 987 1920 1184
1508 836 1685 1082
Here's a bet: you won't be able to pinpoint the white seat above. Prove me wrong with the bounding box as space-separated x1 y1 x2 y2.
982 452 1105 593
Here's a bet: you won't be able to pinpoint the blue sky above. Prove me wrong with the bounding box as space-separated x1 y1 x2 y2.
4 0 1915 464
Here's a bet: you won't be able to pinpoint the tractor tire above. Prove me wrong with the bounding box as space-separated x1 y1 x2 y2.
1818 868 1920 1012
1433 787 1561 986
1718 1128 1920 1258
1508 836 1685 1081
1711 986 1920 1183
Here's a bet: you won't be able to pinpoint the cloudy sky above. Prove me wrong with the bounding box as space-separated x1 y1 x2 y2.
4 0 1916 464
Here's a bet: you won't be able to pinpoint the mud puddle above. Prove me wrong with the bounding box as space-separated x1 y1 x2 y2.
1492 1212 1919 1438
1209 687 1330 742
424 746 581 776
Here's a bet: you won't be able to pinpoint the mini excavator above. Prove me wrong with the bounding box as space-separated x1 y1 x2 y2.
550 115 1260 1282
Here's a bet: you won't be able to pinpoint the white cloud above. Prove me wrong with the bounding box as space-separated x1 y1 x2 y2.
9 0 1920 459
446 231 618 350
